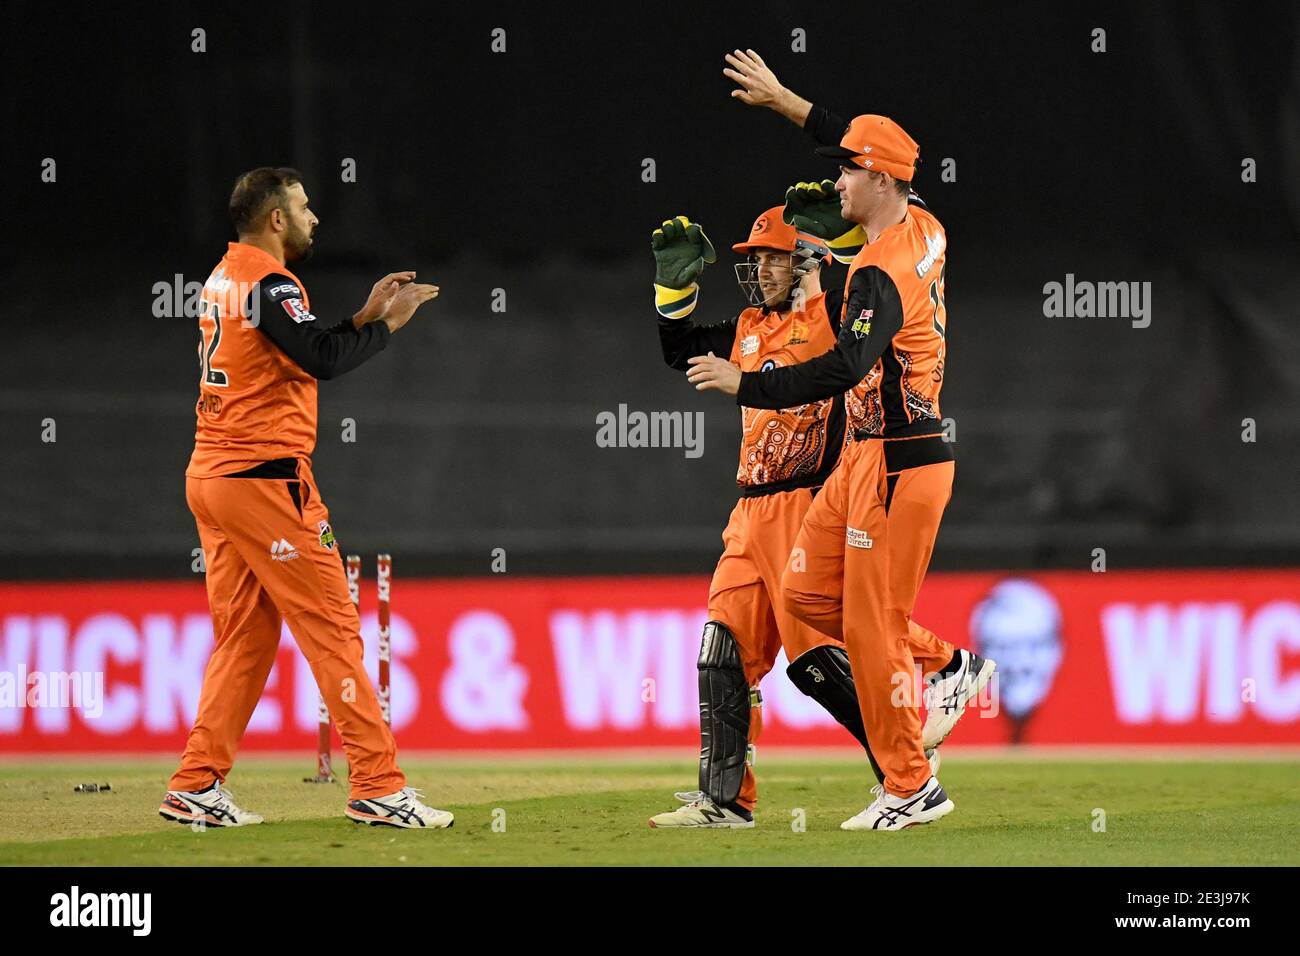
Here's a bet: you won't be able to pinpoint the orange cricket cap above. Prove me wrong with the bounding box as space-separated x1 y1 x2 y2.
816 114 919 182
732 206 800 254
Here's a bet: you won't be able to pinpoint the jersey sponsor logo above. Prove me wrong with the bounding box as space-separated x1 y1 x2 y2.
740 334 760 357
318 521 336 551
914 231 946 278
759 358 777 373
851 308 873 338
281 297 315 324
270 538 300 561
846 527 873 549
264 282 300 298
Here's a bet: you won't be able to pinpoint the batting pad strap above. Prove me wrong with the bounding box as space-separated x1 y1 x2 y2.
654 282 699 319
787 644 883 784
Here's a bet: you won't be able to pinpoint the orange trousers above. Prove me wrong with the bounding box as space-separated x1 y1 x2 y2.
782 443 955 797
170 460 404 800
707 488 837 811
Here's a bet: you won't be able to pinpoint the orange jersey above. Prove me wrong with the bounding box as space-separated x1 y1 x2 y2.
844 366 884 439
844 201 947 436
736 200 952 471
187 243 318 477
730 292 844 492
658 290 846 494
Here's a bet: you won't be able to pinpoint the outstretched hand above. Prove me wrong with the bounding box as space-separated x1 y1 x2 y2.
686 352 741 395
724 49 783 108
723 48 814 128
356 272 416 325
382 282 440 334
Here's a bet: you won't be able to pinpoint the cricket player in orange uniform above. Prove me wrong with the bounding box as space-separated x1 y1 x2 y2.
158 167 452 829
647 207 940 829
724 52 991 751
691 82 996 828
726 51 994 754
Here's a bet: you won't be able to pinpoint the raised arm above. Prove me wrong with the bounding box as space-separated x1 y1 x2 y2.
723 49 849 143
723 49 813 126
253 274 436 380
650 216 737 369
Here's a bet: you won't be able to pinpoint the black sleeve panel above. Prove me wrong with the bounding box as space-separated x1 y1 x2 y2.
736 265 904 410
823 285 844 335
252 274 391 381
804 104 850 146
658 317 738 371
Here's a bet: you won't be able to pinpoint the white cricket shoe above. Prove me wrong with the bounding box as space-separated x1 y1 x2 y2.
159 780 264 827
346 786 454 829
866 749 939 799
648 791 755 829
841 776 954 831
922 649 997 749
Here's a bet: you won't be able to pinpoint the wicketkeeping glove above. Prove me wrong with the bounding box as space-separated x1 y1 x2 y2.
782 180 865 264
652 216 716 319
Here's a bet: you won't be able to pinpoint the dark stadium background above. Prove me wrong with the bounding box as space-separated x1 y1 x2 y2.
2 0 1297 580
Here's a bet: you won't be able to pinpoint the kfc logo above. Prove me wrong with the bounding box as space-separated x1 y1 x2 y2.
281 298 314 324
970 579 1064 743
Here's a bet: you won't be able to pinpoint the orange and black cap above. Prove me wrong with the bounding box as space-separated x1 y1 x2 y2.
816 114 920 182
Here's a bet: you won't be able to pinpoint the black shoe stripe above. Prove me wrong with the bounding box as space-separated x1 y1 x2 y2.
351 797 424 826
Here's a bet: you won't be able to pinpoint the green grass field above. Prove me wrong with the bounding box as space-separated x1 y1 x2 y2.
2 754 1296 866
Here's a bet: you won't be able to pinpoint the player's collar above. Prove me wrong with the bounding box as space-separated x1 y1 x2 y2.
229 241 285 271
874 209 912 243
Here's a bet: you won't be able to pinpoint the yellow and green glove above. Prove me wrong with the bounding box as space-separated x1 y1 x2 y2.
652 215 716 319
782 180 865 264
